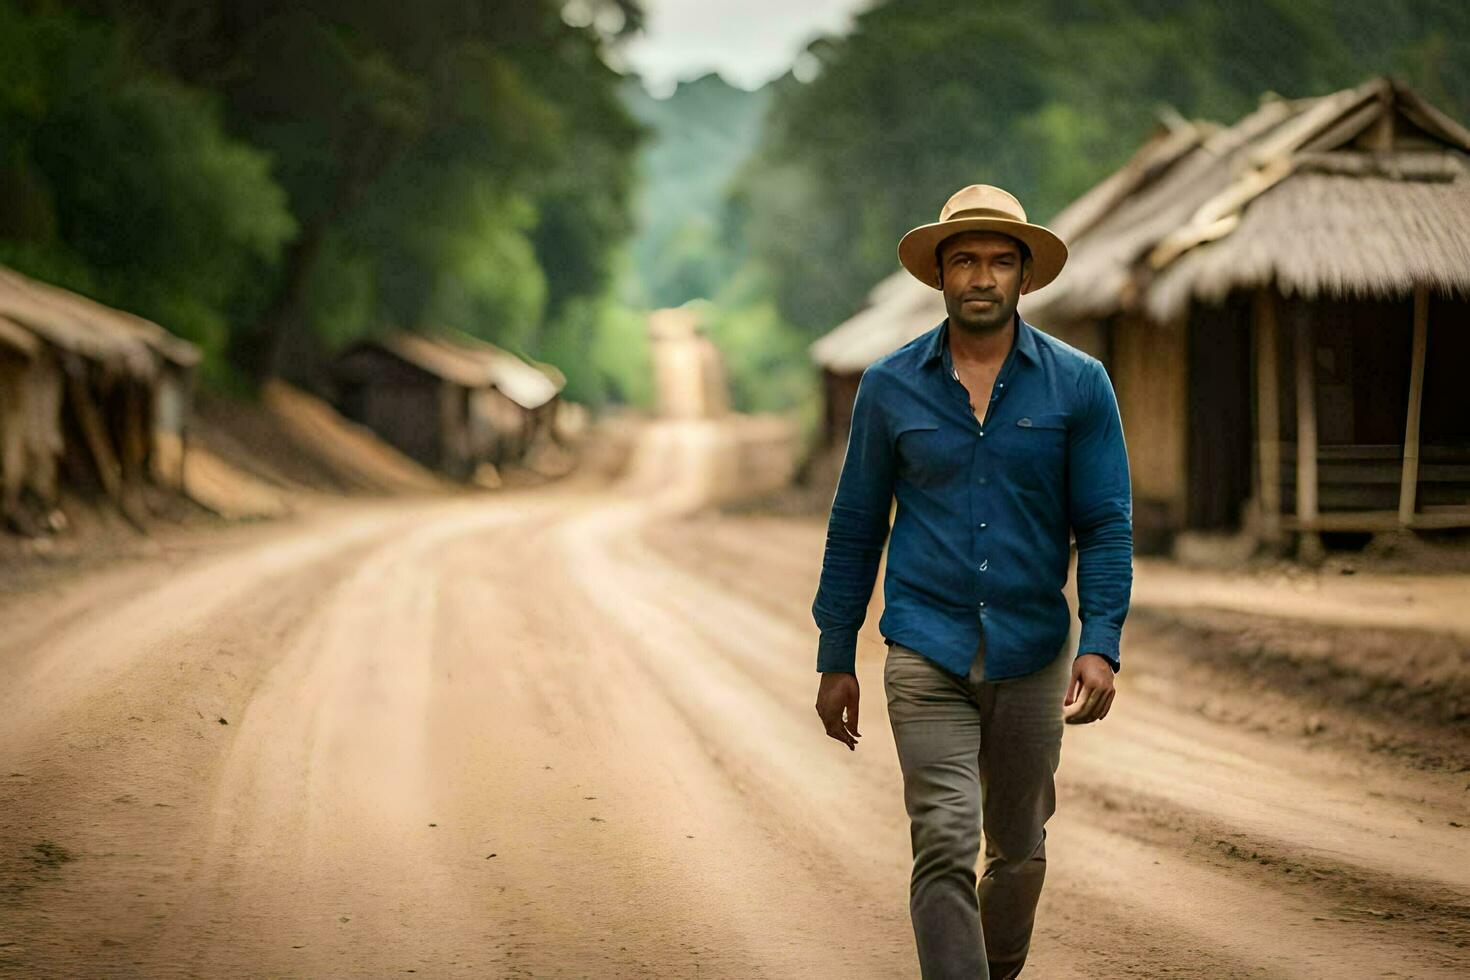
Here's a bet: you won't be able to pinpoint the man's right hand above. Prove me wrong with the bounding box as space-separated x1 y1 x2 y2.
815 672 861 750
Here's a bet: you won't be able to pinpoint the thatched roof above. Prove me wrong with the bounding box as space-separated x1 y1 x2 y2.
0 266 200 378
1023 77 1470 325
0 314 41 360
809 271 944 372
346 330 563 410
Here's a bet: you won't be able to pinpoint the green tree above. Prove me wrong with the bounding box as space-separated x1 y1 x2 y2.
0 1 294 383
69 0 646 382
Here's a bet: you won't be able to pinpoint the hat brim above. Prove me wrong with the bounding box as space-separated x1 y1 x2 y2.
897 218 1067 292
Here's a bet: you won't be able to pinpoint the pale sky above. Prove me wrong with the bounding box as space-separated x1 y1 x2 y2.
620 0 868 95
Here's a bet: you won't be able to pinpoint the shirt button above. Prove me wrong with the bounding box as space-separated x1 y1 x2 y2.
979 522 988 529
978 430 985 438
979 601 987 608
979 477 988 485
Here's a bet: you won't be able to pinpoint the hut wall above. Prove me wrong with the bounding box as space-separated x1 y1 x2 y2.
822 369 862 449
336 348 448 470
1046 320 1109 362
469 386 528 467
0 352 29 512
527 398 559 447
1185 298 1253 529
437 382 471 477
1420 294 1470 447
1110 313 1188 540
362 382 443 469
154 368 190 436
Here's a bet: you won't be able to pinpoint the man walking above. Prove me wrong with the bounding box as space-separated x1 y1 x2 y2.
812 185 1132 978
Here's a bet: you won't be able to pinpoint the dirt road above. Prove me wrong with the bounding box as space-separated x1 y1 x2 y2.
2 420 1467 978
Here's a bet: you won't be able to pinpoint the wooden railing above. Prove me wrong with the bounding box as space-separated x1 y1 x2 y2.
1276 443 1470 530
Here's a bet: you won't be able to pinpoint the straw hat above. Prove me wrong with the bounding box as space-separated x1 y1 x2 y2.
898 184 1067 292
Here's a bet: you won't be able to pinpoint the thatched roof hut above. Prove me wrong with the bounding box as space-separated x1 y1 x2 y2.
333 329 565 479
0 265 201 531
1025 76 1470 554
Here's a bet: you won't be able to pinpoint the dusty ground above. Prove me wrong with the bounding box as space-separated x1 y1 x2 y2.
2 420 1468 978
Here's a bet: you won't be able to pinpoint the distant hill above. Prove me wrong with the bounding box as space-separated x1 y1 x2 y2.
622 74 772 308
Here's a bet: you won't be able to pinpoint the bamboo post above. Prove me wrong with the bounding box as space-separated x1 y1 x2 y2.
67 371 123 502
1294 309 1323 560
121 382 148 488
1399 286 1429 526
1254 290 1282 544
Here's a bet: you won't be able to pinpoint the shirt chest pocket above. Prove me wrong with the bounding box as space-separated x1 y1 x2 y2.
995 412 1068 490
895 420 971 488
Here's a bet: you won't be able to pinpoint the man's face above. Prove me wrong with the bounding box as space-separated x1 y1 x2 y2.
937 231 1032 335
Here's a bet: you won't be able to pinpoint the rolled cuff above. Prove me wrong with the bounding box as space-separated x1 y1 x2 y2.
1077 622 1121 672
816 627 859 673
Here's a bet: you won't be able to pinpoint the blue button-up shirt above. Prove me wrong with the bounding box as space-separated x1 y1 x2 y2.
812 314 1133 681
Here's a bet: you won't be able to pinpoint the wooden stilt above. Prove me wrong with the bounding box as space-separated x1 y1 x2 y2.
67 371 123 502
66 371 146 531
120 382 152 522
1254 291 1282 544
1399 286 1429 526
121 382 148 487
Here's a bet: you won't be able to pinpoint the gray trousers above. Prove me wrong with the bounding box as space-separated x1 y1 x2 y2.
883 637 1071 979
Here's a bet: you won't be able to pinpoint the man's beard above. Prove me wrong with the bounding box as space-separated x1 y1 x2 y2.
946 293 1016 335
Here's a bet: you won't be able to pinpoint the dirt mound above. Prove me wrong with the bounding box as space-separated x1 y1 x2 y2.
194 382 449 496
1128 606 1470 771
153 433 290 521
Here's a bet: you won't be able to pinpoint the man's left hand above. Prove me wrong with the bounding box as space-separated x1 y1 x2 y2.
1063 653 1115 724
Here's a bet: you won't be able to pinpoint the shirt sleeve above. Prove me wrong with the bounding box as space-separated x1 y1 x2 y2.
1068 358 1133 672
811 368 897 673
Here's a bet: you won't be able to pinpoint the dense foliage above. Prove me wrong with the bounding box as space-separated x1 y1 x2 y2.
0 0 644 396
622 73 770 311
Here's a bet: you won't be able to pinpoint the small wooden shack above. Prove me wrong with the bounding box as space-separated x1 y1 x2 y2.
0 265 199 531
1023 77 1470 554
333 330 565 480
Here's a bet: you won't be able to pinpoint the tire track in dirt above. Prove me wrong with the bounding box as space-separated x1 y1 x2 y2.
1061 781 1470 954
566 490 1262 977
0 503 465 978
5 425 1470 978
639 510 1470 978
1127 606 1470 769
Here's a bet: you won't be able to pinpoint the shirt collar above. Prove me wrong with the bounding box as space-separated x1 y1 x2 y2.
923 313 1040 368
